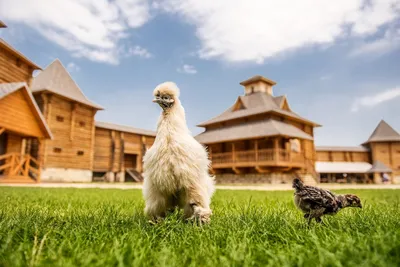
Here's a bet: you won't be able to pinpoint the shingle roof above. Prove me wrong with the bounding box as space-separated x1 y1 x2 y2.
30 59 103 109
368 161 392 173
0 82 53 139
0 38 41 70
195 119 313 144
95 121 156 137
316 146 369 152
363 120 400 144
197 92 320 127
0 21 6 28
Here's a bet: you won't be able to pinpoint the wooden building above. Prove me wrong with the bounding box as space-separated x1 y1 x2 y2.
0 83 53 182
195 76 321 184
93 122 156 182
0 32 156 183
316 120 400 184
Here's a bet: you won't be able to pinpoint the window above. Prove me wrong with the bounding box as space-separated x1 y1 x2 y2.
56 115 64 122
77 150 84 156
53 147 62 153
79 121 86 127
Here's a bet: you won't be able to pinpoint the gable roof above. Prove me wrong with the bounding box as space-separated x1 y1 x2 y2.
95 121 156 137
30 59 103 109
197 92 320 127
363 120 400 144
0 82 53 139
368 161 392 173
0 38 41 70
195 118 313 144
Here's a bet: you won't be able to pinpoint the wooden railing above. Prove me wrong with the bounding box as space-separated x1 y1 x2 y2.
0 153 41 182
211 149 305 167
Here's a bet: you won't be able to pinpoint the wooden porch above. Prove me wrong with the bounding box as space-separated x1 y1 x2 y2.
0 152 41 183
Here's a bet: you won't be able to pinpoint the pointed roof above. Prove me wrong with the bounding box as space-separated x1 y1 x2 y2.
0 38 41 70
30 59 103 109
197 92 320 127
195 118 313 144
0 21 6 28
240 75 276 86
367 161 392 173
0 82 53 139
363 120 400 144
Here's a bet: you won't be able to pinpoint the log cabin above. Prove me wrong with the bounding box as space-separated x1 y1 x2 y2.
195 76 321 185
316 120 400 184
0 28 155 183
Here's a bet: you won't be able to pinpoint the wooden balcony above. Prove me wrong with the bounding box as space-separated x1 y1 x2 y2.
211 149 305 169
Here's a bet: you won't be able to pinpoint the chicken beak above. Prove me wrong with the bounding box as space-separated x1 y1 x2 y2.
152 97 161 103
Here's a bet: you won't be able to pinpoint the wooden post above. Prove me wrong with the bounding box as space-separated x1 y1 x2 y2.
232 143 235 163
21 138 26 159
0 127 5 135
70 103 77 141
255 139 258 162
120 133 125 173
110 131 115 172
24 157 30 177
274 137 279 162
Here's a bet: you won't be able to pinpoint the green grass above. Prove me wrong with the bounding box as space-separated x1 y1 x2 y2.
0 188 399 267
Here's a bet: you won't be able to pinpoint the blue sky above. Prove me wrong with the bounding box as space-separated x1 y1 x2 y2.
1 0 400 146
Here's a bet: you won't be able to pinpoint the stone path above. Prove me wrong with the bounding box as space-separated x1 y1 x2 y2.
1 183 399 191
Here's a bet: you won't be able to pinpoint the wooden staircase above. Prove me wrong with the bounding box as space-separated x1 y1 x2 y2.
125 168 143 182
0 153 40 183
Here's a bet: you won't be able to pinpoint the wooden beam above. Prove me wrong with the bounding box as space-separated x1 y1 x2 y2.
255 166 271 173
232 167 242 174
0 127 5 135
255 139 258 162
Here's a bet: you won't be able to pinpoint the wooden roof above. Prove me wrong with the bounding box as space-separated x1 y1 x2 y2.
95 121 156 137
367 161 392 173
316 146 369 152
0 39 41 70
195 119 313 144
197 92 320 127
0 21 6 28
31 59 103 109
240 75 276 86
363 120 400 144
0 82 53 139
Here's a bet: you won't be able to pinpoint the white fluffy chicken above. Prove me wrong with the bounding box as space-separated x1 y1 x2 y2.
142 81 215 224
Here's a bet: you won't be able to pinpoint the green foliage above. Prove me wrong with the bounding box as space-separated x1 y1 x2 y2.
0 188 399 267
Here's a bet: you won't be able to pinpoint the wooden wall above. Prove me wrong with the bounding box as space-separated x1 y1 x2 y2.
0 47 34 84
371 142 400 176
0 90 45 138
34 93 97 170
316 151 370 162
93 127 155 173
6 133 22 153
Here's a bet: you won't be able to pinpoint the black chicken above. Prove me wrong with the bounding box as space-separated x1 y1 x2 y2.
292 178 362 224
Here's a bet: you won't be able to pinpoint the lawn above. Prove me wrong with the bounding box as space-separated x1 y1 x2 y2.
0 188 399 267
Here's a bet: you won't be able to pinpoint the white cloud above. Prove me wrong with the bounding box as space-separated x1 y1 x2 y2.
67 62 80 72
349 28 400 57
0 0 152 64
351 87 400 112
126 46 153 58
157 0 400 63
177 64 197 74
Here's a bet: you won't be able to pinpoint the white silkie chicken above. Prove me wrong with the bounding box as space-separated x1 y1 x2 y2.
142 82 215 223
